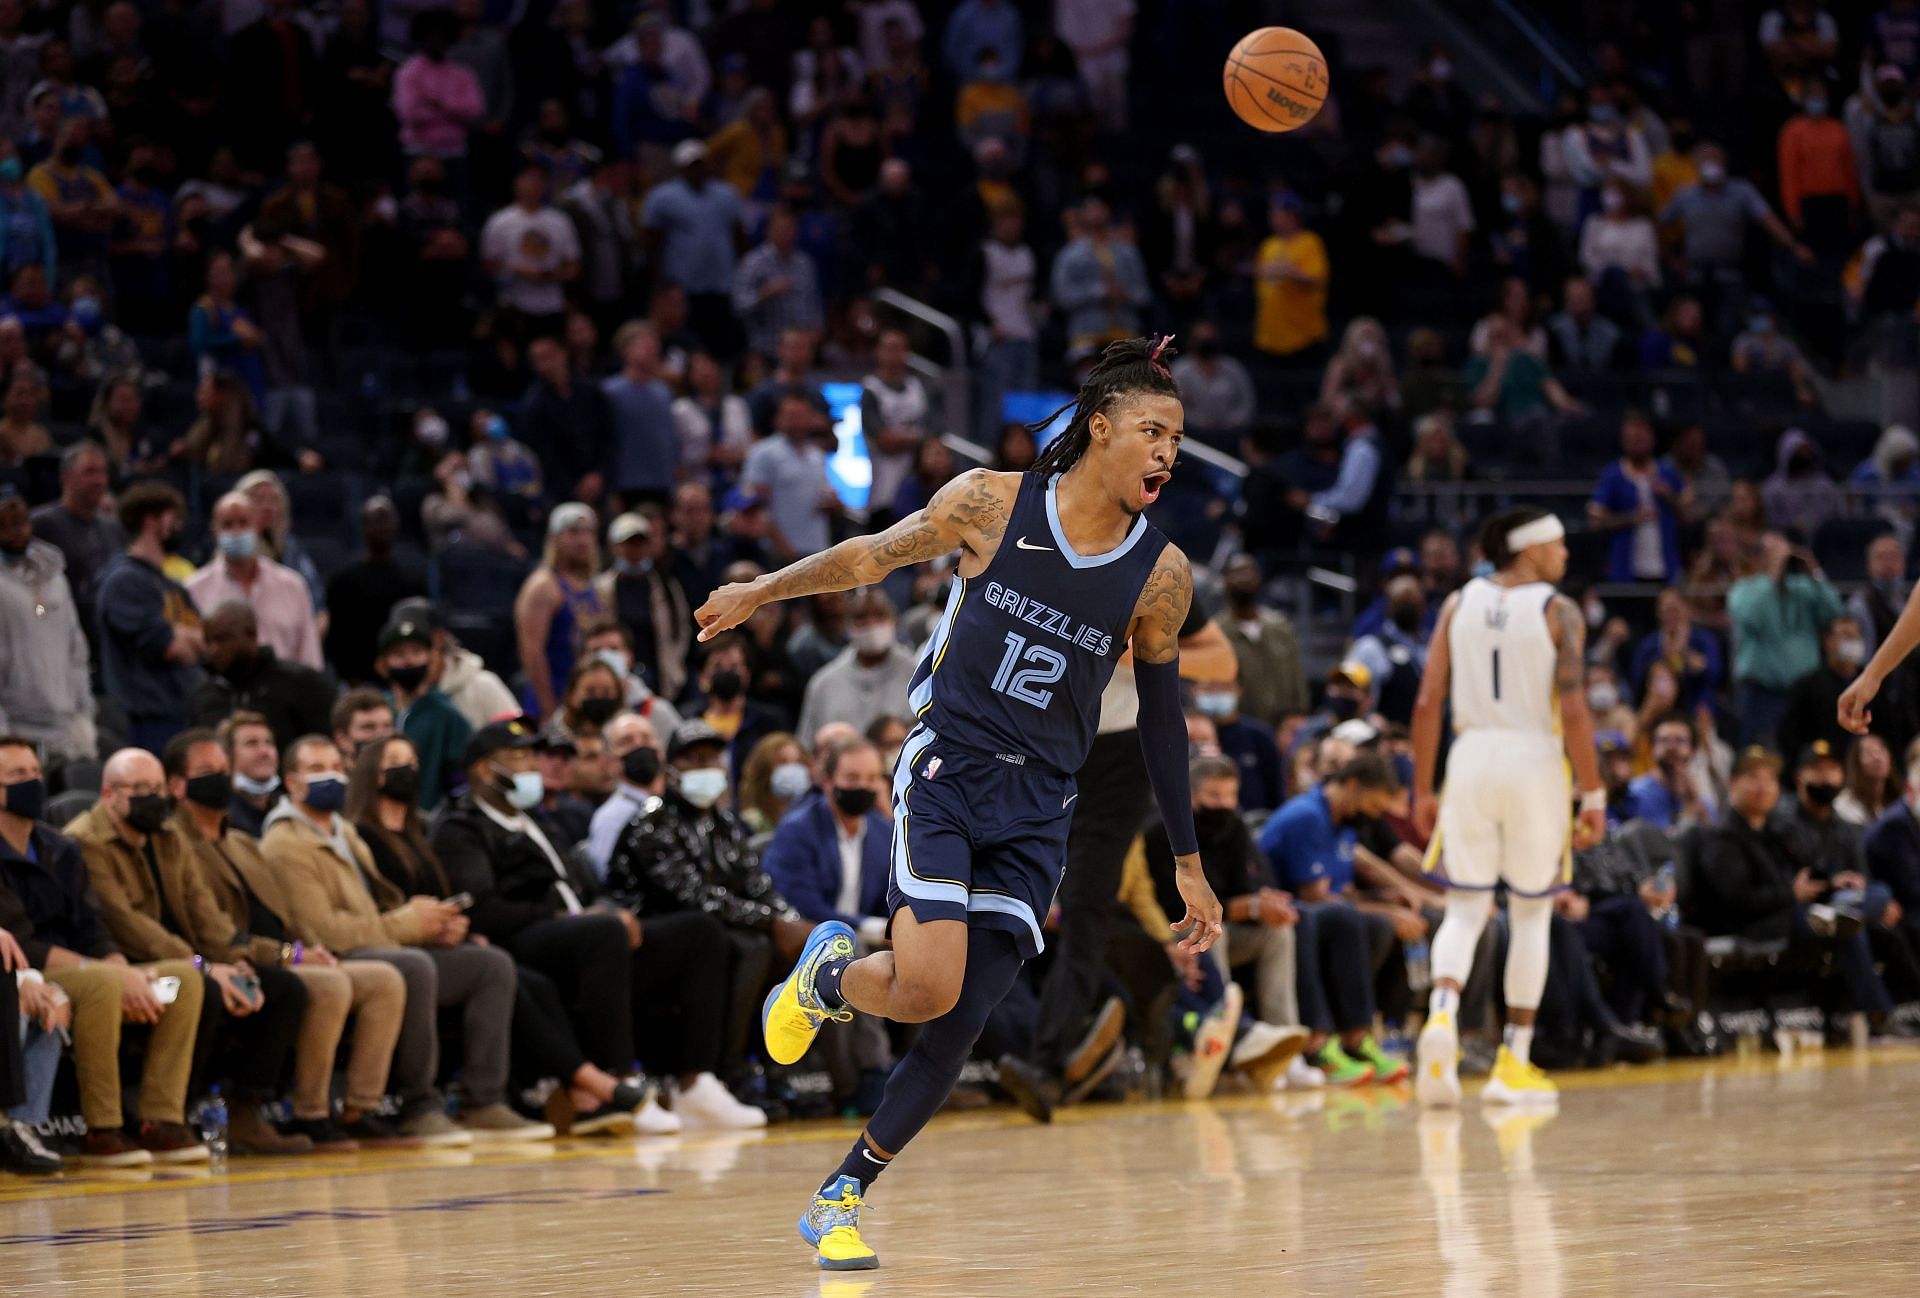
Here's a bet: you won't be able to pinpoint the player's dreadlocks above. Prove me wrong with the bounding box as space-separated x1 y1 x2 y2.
1028 334 1182 475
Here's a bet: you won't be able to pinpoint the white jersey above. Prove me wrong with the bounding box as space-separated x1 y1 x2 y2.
1447 576 1560 737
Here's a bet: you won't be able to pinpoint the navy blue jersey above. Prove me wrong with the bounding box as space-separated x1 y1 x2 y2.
909 472 1168 776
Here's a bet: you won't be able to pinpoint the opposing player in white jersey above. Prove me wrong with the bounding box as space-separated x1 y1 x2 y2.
1409 508 1607 1107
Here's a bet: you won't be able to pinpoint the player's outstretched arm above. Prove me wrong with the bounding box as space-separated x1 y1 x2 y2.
1409 593 1458 841
1841 582 1920 733
1549 594 1607 849
1129 545 1224 954
695 467 1015 642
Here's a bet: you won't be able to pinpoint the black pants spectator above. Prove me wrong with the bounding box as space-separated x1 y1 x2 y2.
1664 923 1710 1017
510 966 598 1090
717 926 774 1077
1036 728 1149 1072
190 965 308 1105
504 912 635 1074
634 911 732 1078
1104 919 1180 1066
1297 901 1391 1033
0 973 21 1111
1526 913 1618 1063
1866 922 1920 1002
1577 895 1671 1024
1792 904 1894 1015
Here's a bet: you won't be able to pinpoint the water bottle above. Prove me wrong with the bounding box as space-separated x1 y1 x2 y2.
199 1086 229 1170
1405 939 1431 994
1658 863 1680 930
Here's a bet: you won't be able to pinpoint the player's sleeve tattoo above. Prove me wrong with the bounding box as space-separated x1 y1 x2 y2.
757 469 1008 601
1131 547 1193 665
1550 595 1586 694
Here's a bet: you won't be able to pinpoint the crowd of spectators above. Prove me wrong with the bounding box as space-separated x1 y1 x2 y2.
7 0 1920 1177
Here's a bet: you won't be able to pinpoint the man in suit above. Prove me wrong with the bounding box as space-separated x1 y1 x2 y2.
761 735 893 1109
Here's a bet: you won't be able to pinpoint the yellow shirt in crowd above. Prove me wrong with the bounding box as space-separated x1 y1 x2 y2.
1254 230 1329 358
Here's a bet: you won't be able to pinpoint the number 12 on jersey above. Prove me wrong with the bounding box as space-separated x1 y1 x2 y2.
991 631 1067 710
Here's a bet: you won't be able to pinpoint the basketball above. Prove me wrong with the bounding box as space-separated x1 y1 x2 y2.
1223 27 1328 133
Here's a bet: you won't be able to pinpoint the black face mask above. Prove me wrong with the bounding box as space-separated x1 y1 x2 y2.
708 669 744 701
386 663 429 693
1804 782 1842 808
124 793 171 833
1390 604 1423 632
183 772 232 811
577 696 620 727
1327 695 1361 720
55 146 80 165
1193 806 1239 842
623 746 662 786
1193 338 1219 358
3 776 45 821
379 765 420 804
832 786 878 817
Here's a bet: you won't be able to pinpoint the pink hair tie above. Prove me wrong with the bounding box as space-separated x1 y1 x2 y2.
1149 333 1176 360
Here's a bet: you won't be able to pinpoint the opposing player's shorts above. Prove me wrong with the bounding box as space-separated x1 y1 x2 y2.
885 723 1075 960
1426 730 1571 897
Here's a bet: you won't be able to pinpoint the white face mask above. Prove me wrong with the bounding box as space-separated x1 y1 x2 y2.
1588 683 1620 713
851 623 896 656
1837 639 1868 667
679 766 729 809
770 761 812 801
594 647 632 680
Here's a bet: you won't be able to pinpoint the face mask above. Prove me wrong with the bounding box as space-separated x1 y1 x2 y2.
1354 338 1382 361
1501 192 1523 215
1588 683 1620 713
851 624 896 656
1383 144 1413 169
386 663 429 693
499 768 544 810
0 159 20 184
55 146 80 165
218 530 258 561
708 669 744 701
771 761 812 801
184 772 232 810
124 793 171 833
1192 806 1238 841
1195 691 1236 720
233 772 278 798
379 766 420 803
416 414 449 447
162 528 183 554
577 696 620 726
1837 639 1868 667
679 766 728 809
1390 604 1423 632
71 295 100 326
615 557 651 577
486 415 510 442
1699 160 1726 185
1670 132 1696 154
301 774 347 813
1805 97 1828 116
1193 337 1219 358
1588 104 1619 125
1471 559 1495 578
595 648 632 679
832 785 878 817
1748 315 1773 335
1601 189 1625 213
1327 695 1360 720
1803 781 1841 807
3 776 45 820
1585 599 1606 629
622 746 662 786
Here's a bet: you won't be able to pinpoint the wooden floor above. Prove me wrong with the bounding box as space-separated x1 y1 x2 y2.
6 1048 1920 1297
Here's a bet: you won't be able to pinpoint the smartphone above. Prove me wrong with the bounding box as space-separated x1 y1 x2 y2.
233 972 262 1001
448 892 475 911
152 975 181 1006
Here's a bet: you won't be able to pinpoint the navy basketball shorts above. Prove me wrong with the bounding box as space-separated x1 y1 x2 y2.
884 724 1076 960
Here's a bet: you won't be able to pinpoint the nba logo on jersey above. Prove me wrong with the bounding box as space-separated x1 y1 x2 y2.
923 756 943 780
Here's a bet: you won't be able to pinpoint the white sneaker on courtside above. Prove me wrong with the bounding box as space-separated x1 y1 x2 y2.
673 1073 769 1130
633 1087 683 1135
1417 1010 1463 1108
1281 1056 1326 1090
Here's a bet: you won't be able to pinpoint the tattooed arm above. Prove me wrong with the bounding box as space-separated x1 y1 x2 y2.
695 467 1017 641
1127 545 1194 665
1550 592 1607 848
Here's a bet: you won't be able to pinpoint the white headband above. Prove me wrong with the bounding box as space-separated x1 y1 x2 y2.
1506 515 1566 553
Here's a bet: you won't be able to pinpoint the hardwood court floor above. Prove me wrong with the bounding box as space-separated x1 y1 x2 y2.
5 1047 1920 1298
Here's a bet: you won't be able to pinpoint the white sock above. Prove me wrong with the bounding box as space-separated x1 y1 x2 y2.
1429 986 1460 1019
1504 1024 1534 1066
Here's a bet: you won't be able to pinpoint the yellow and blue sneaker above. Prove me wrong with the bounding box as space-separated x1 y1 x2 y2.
763 920 855 1066
799 1174 879 1271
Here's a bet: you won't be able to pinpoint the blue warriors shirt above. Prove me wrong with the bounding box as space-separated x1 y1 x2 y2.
910 472 1168 775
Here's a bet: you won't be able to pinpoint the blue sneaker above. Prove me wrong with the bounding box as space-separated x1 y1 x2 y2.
763 920 855 1065
799 1174 878 1270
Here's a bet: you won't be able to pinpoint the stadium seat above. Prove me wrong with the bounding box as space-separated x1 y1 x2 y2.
43 790 95 828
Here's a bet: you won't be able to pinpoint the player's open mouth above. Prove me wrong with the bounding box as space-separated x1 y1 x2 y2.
1141 471 1170 504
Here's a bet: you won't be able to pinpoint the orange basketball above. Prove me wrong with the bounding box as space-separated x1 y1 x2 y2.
1223 27 1328 133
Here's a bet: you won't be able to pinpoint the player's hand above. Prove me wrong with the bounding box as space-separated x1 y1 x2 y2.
1572 807 1606 851
1412 791 1439 842
1838 672 1880 735
1169 855 1224 955
696 576 770 643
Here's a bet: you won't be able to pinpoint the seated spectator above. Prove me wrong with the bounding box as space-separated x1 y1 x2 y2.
515 502 607 721
221 711 284 838
739 731 811 834
605 719 810 1077
1464 315 1584 428
1348 575 1430 728
580 617 683 734
1728 533 1844 744
1585 662 1639 742
587 711 663 880
1625 713 1718 830
1630 588 1724 712
264 734 543 1145
1694 746 1902 1026
466 411 545 523
2 939 65 1172
1257 753 1412 1086
1838 732 1902 826
0 484 94 761
1861 737 1920 960
1320 317 1401 415
1778 615 1869 764
164 730 406 1151
1729 300 1816 406
185 491 321 670
685 632 785 785
191 600 335 750
376 611 471 810
389 597 520 733
1215 554 1309 733
797 587 916 742
330 687 395 764
1588 413 1687 584
1470 276 1547 360
549 655 627 745
597 512 693 702
0 737 207 1166
1639 294 1711 370
97 481 204 754
1548 276 1625 373
1849 427 1920 541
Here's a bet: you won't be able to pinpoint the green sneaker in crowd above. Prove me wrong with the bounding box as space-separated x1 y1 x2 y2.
1356 1035 1410 1084
1312 1040 1376 1088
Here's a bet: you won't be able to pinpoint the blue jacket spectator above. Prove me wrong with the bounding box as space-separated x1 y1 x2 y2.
1588 415 1685 582
942 0 1024 79
760 741 890 939
1193 680 1284 813
1259 784 1360 895
96 484 203 754
1862 799 1920 927
0 169 54 282
1629 589 1723 712
1049 198 1149 356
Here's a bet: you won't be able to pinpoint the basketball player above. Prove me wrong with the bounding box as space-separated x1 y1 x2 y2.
1408 508 1607 1108
694 337 1223 1271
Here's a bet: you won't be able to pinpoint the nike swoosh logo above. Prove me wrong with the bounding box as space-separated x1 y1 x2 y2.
1015 537 1053 551
861 1149 887 1166
1063 793 1079 809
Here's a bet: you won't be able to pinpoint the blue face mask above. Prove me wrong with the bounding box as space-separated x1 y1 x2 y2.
70 295 101 328
1195 691 1237 720
302 774 347 813
1471 559 1496 577
679 766 728 809
218 530 258 561
1589 104 1619 125
486 416 510 442
498 768 544 810
770 761 812 802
